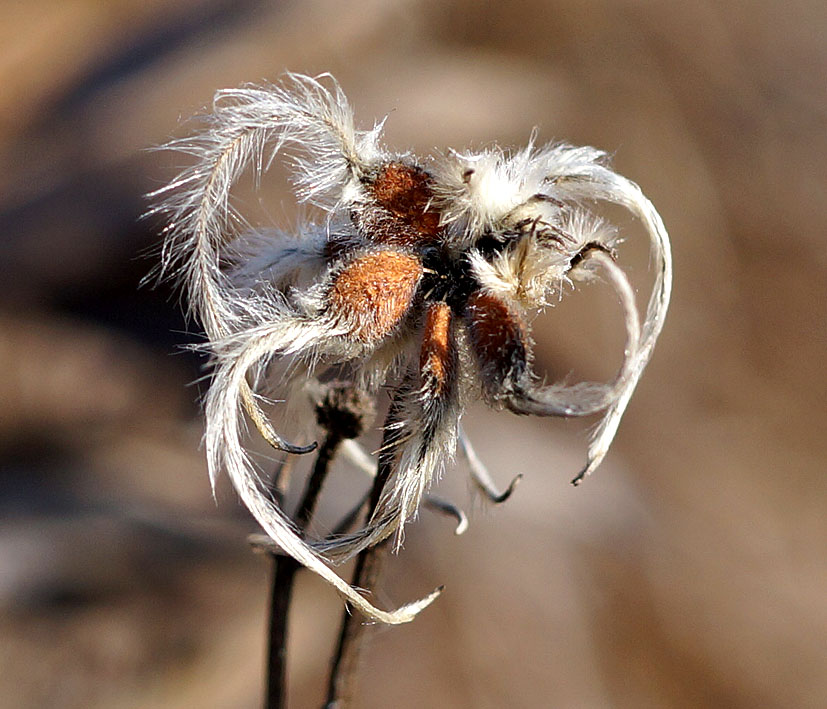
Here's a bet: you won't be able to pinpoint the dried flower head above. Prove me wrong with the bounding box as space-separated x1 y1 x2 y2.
151 73 672 624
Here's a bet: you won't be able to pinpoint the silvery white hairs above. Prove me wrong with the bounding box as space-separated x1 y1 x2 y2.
151 72 672 624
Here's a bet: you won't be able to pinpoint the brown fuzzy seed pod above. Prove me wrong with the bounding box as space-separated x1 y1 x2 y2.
328 251 423 342
363 163 443 244
420 302 454 395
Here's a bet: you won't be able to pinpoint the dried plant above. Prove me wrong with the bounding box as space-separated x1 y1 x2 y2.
150 72 672 626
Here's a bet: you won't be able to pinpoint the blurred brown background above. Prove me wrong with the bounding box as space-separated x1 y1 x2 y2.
1 1 825 707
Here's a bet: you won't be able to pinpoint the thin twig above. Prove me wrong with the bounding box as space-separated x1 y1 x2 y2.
266 428 341 709
265 430 343 709
324 539 389 708
266 554 299 709
324 396 402 707
296 429 346 529
264 383 375 709
265 451 299 709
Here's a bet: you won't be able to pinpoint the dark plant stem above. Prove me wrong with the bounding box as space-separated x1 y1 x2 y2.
324 397 402 707
296 430 344 528
263 382 376 709
264 452 294 709
266 554 299 709
265 429 343 708
324 540 389 708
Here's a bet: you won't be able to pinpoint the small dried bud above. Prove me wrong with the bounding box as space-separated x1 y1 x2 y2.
314 382 376 440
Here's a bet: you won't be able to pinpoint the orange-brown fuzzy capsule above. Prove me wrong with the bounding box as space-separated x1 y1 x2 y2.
357 163 443 245
328 250 423 342
420 302 454 395
465 291 530 398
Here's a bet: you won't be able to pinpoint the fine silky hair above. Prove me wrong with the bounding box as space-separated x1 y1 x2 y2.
151 73 672 624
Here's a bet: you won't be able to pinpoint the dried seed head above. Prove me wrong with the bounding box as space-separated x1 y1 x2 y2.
313 381 376 440
152 71 672 624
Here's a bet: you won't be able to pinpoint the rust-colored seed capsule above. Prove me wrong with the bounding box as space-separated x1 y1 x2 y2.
328 250 423 342
366 163 443 243
420 302 454 394
465 291 529 390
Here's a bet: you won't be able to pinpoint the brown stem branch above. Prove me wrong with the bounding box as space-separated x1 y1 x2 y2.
263 382 376 709
266 554 300 709
324 394 403 707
